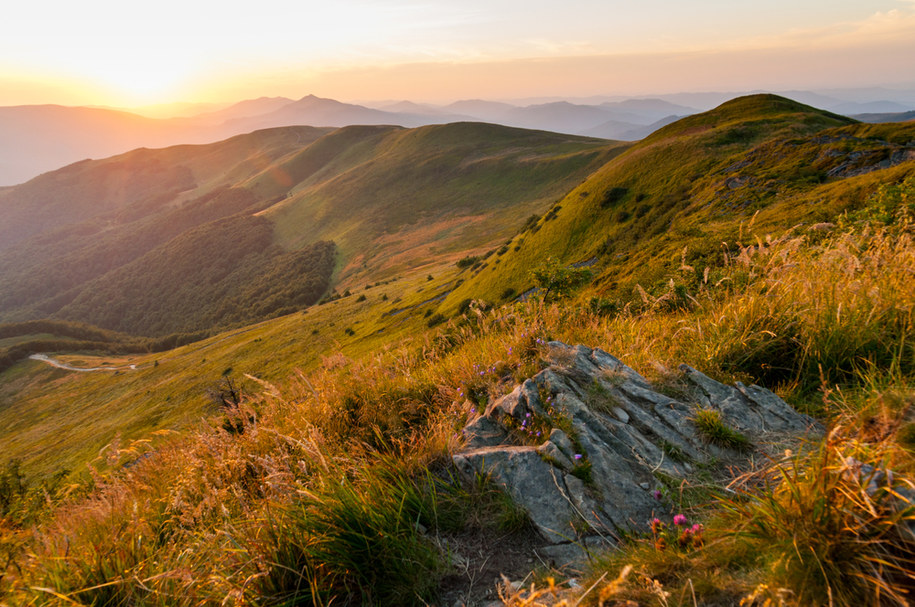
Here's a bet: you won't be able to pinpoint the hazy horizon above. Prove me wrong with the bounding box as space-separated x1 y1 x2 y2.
4 0 915 110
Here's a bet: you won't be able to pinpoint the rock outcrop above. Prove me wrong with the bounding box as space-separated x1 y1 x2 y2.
452 341 823 569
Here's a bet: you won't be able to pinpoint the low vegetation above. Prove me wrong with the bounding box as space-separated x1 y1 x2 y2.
0 97 913 605
56 217 336 336
2 203 913 604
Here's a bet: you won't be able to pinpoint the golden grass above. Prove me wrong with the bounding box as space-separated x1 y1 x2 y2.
2 221 915 605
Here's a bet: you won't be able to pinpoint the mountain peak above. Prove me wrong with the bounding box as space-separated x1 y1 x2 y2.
643 93 855 143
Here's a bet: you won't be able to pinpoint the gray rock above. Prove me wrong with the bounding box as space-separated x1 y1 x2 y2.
611 406 630 424
547 428 576 460
453 342 822 548
537 440 574 470
453 446 580 543
462 415 509 449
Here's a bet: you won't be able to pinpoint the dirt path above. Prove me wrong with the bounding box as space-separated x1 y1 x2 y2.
29 353 137 373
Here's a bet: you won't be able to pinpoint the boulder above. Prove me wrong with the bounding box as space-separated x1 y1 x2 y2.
454 341 823 565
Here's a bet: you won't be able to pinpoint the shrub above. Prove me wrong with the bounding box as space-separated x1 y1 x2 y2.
530 257 592 302
601 186 629 208
456 255 480 269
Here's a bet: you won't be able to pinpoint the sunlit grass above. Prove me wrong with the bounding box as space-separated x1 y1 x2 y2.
2 219 915 605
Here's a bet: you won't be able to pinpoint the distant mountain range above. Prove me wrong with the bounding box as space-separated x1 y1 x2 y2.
1 88 914 186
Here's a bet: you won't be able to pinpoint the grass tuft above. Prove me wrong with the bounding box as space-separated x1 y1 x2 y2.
692 409 751 452
720 433 915 606
254 463 445 606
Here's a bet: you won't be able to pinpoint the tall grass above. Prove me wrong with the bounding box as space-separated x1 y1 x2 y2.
721 429 915 606
3 222 915 605
252 462 447 606
671 225 915 412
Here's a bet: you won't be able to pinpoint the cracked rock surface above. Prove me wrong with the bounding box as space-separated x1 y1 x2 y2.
452 341 823 569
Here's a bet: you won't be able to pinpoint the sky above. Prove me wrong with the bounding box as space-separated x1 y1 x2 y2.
2 0 915 109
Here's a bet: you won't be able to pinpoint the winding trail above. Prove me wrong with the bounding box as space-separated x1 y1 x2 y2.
29 353 137 373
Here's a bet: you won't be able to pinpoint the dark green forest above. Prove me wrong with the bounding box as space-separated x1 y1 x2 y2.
55 215 335 336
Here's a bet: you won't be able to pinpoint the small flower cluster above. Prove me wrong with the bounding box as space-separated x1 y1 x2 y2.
649 514 704 551
503 410 550 443
471 361 501 378
515 332 547 359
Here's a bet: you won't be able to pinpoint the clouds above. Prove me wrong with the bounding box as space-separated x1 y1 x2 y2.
1 0 914 106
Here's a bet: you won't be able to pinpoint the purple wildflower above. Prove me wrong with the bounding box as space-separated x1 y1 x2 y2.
573 453 582 460
652 489 662 501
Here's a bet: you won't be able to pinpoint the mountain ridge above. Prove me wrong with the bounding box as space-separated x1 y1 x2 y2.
0 121 620 336
439 94 913 312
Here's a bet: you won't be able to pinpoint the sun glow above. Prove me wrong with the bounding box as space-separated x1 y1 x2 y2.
1 0 914 107
81 62 194 104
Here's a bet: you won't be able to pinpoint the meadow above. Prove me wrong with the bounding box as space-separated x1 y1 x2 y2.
0 96 913 606
2 180 913 604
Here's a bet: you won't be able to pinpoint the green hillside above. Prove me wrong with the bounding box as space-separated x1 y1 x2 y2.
0 187 263 315
1 97 914 606
0 122 621 336
0 126 332 251
55 216 336 336
257 122 625 284
0 261 462 478
442 94 915 310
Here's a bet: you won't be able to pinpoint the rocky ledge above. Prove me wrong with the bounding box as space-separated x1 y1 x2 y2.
452 341 823 570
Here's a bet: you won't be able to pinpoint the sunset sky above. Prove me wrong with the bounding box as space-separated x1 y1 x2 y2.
3 0 915 109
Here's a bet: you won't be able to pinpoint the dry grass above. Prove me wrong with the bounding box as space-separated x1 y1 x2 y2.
2 219 915 605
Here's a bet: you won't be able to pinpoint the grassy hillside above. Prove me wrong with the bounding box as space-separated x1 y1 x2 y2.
1 97 913 605
2 209 913 605
441 95 915 311
0 126 332 251
256 122 625 284
54 216 335 336
0 259 465 479
0 187 263 315
0 123 621 336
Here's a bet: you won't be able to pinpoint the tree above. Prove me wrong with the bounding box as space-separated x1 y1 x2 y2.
530 257 592 302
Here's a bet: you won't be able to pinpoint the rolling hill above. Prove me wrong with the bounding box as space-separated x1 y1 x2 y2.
440 94 915 311
1 94 914 606
0 95 689 187
0 121 622 337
